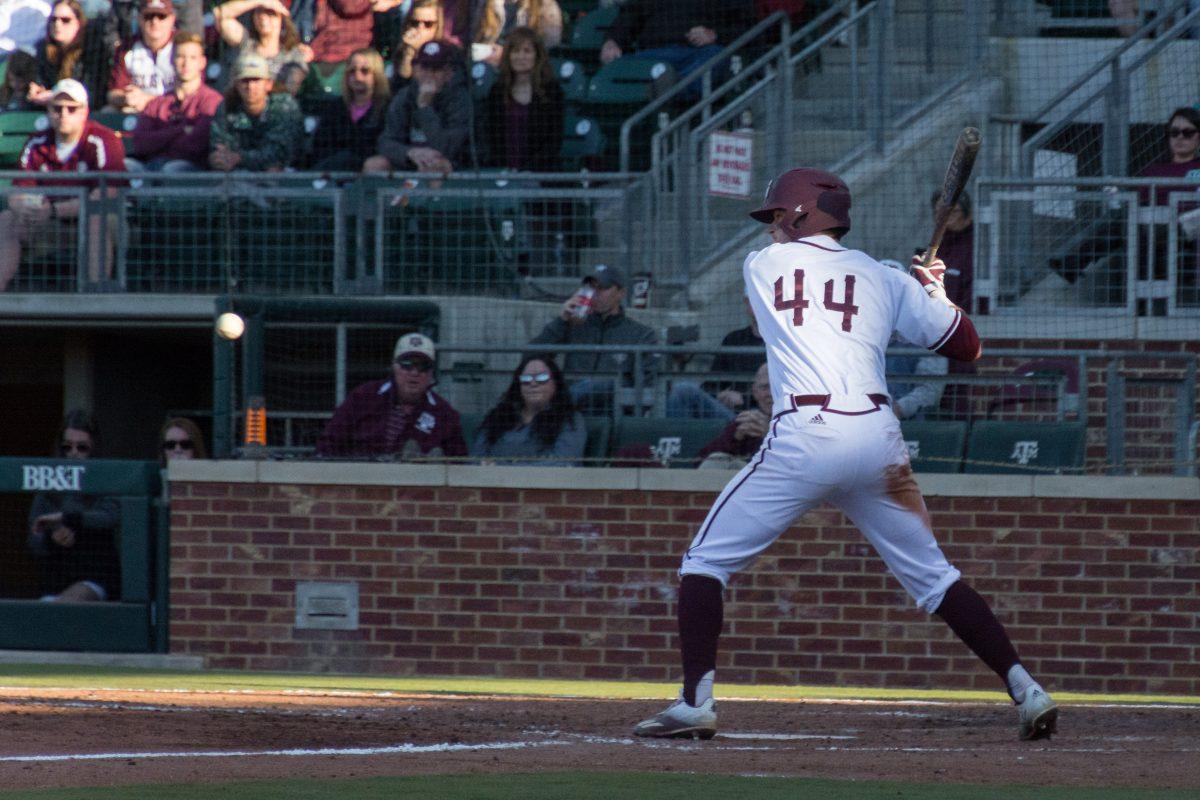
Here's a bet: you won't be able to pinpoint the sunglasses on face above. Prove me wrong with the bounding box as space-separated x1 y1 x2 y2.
162 439 195 451
407 18 436 28
48 103 83 115
60 441 91 455
1168 126 1199 139
395 359 433 373
519 372 552 385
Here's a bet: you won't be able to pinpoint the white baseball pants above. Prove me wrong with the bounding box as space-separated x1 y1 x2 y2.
680 402 961 612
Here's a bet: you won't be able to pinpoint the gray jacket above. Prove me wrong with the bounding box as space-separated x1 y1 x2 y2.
530 308 658 386
376 72 471 169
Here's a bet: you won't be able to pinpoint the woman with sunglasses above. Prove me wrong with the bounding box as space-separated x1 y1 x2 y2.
26 409 121 603
308 46 390 170
386 0 443 93
1138 107 1200 206
471 355 585 466
159 417 208 465
27 0 105 108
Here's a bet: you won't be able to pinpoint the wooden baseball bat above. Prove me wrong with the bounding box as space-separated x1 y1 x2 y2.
923 127 981 269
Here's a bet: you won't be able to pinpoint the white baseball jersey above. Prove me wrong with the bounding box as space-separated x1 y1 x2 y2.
680 235 963 613
743 235 961 412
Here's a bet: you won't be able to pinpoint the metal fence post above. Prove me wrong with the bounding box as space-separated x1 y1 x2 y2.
1103 61 1130 178
1105 359 1126 475
1176 358 1196 476
868 0 894 153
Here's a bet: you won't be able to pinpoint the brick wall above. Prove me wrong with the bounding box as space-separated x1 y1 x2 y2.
167 463 1200 695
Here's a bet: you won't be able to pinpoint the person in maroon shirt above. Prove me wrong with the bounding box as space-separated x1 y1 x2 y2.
695 362 771 468
0 78 125 291
1138 106 1200 207
928 189 973 313
315 333 468 460
127 32 222 171
309 0 374 65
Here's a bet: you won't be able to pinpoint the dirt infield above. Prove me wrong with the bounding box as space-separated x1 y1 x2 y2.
0 687 1196 791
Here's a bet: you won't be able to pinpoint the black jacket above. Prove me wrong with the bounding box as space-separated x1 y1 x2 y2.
606 0 754 52
308 95 388 169
481 80 564 172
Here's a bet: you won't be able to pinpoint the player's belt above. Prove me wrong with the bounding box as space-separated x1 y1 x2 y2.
790 393 891 415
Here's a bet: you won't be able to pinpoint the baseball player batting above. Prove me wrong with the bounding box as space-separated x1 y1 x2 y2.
634 168 1058 742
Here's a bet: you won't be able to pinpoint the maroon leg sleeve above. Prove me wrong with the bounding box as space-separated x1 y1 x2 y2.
679 574 724 706
934 580 1021 685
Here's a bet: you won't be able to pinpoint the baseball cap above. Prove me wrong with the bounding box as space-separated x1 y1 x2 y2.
49 79 88 106
234 53 272 81
139 0 173 13
413 40 457 70
582 263 626 289
393 333 436 362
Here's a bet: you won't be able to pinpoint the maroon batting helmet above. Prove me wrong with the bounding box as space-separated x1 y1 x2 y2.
749 168 852 241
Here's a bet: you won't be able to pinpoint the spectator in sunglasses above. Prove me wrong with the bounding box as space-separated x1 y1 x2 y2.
1138 106 1200 206
106 0 177 112
386 0 443 93
159 416 207 465
212 0 313 93
472 355 585 466
316 332 468 460
307 46 390 170
27 409 122 603
27 0 106 109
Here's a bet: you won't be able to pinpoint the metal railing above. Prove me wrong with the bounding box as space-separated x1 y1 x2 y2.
0 171 649 296
206 336 1197 475
1015 0 1200 177
976 175 1200 316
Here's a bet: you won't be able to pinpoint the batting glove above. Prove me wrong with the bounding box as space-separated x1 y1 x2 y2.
910 254 951 305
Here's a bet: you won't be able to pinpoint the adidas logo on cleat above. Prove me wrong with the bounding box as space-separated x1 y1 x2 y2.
808 414 825 425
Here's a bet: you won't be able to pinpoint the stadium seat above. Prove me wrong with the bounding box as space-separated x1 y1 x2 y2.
963 421 1087 475
899 420 967 473
609 417 728 468
554 4 618 71
459 412 484 446
560 115 605 170
583 416 610 465
552 58 588 103
91 111 138 135
580 57 676 170
471 61 497 101
0 111 46 168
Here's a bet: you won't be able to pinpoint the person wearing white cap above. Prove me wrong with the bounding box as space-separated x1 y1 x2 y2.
0 77 125 291
315 332 469 460
209 51 303 171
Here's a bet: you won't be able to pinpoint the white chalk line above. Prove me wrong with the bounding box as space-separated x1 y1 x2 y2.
0 740 571 764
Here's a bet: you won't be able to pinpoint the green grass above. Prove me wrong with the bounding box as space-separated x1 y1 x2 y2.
0 664 1195 707
0 773 1193 800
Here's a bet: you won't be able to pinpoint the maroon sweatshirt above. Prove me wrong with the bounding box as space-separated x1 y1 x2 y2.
129 84 223 167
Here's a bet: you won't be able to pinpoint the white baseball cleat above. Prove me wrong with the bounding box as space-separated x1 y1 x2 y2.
1017 685 1058 741
633 695 717 740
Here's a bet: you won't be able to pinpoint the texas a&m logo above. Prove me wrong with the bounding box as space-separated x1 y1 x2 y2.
22 464 86 492
1009 441 1039 466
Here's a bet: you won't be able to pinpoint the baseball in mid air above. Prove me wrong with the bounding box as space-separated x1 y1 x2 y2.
215 312 245 341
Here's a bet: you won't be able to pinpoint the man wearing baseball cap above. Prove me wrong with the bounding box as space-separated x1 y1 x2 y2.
107 0 177 112
366 40 469 173
529 263 659 415
0 79 125 291
316 332 468 460
209 52 304 171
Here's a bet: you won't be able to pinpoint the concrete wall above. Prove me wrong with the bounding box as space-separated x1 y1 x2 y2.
167 461 1200 695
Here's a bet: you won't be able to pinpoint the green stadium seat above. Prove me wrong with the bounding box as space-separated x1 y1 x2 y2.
609 417 728 468
560 115 605 170
91 111 138 135
470 61 498 101
583 416 610 464
963 421 1087 475
552 57 588 103
459 412 485 446
585 56 676 105
899 420 967 473
0 111 46 168
554 4 617 70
